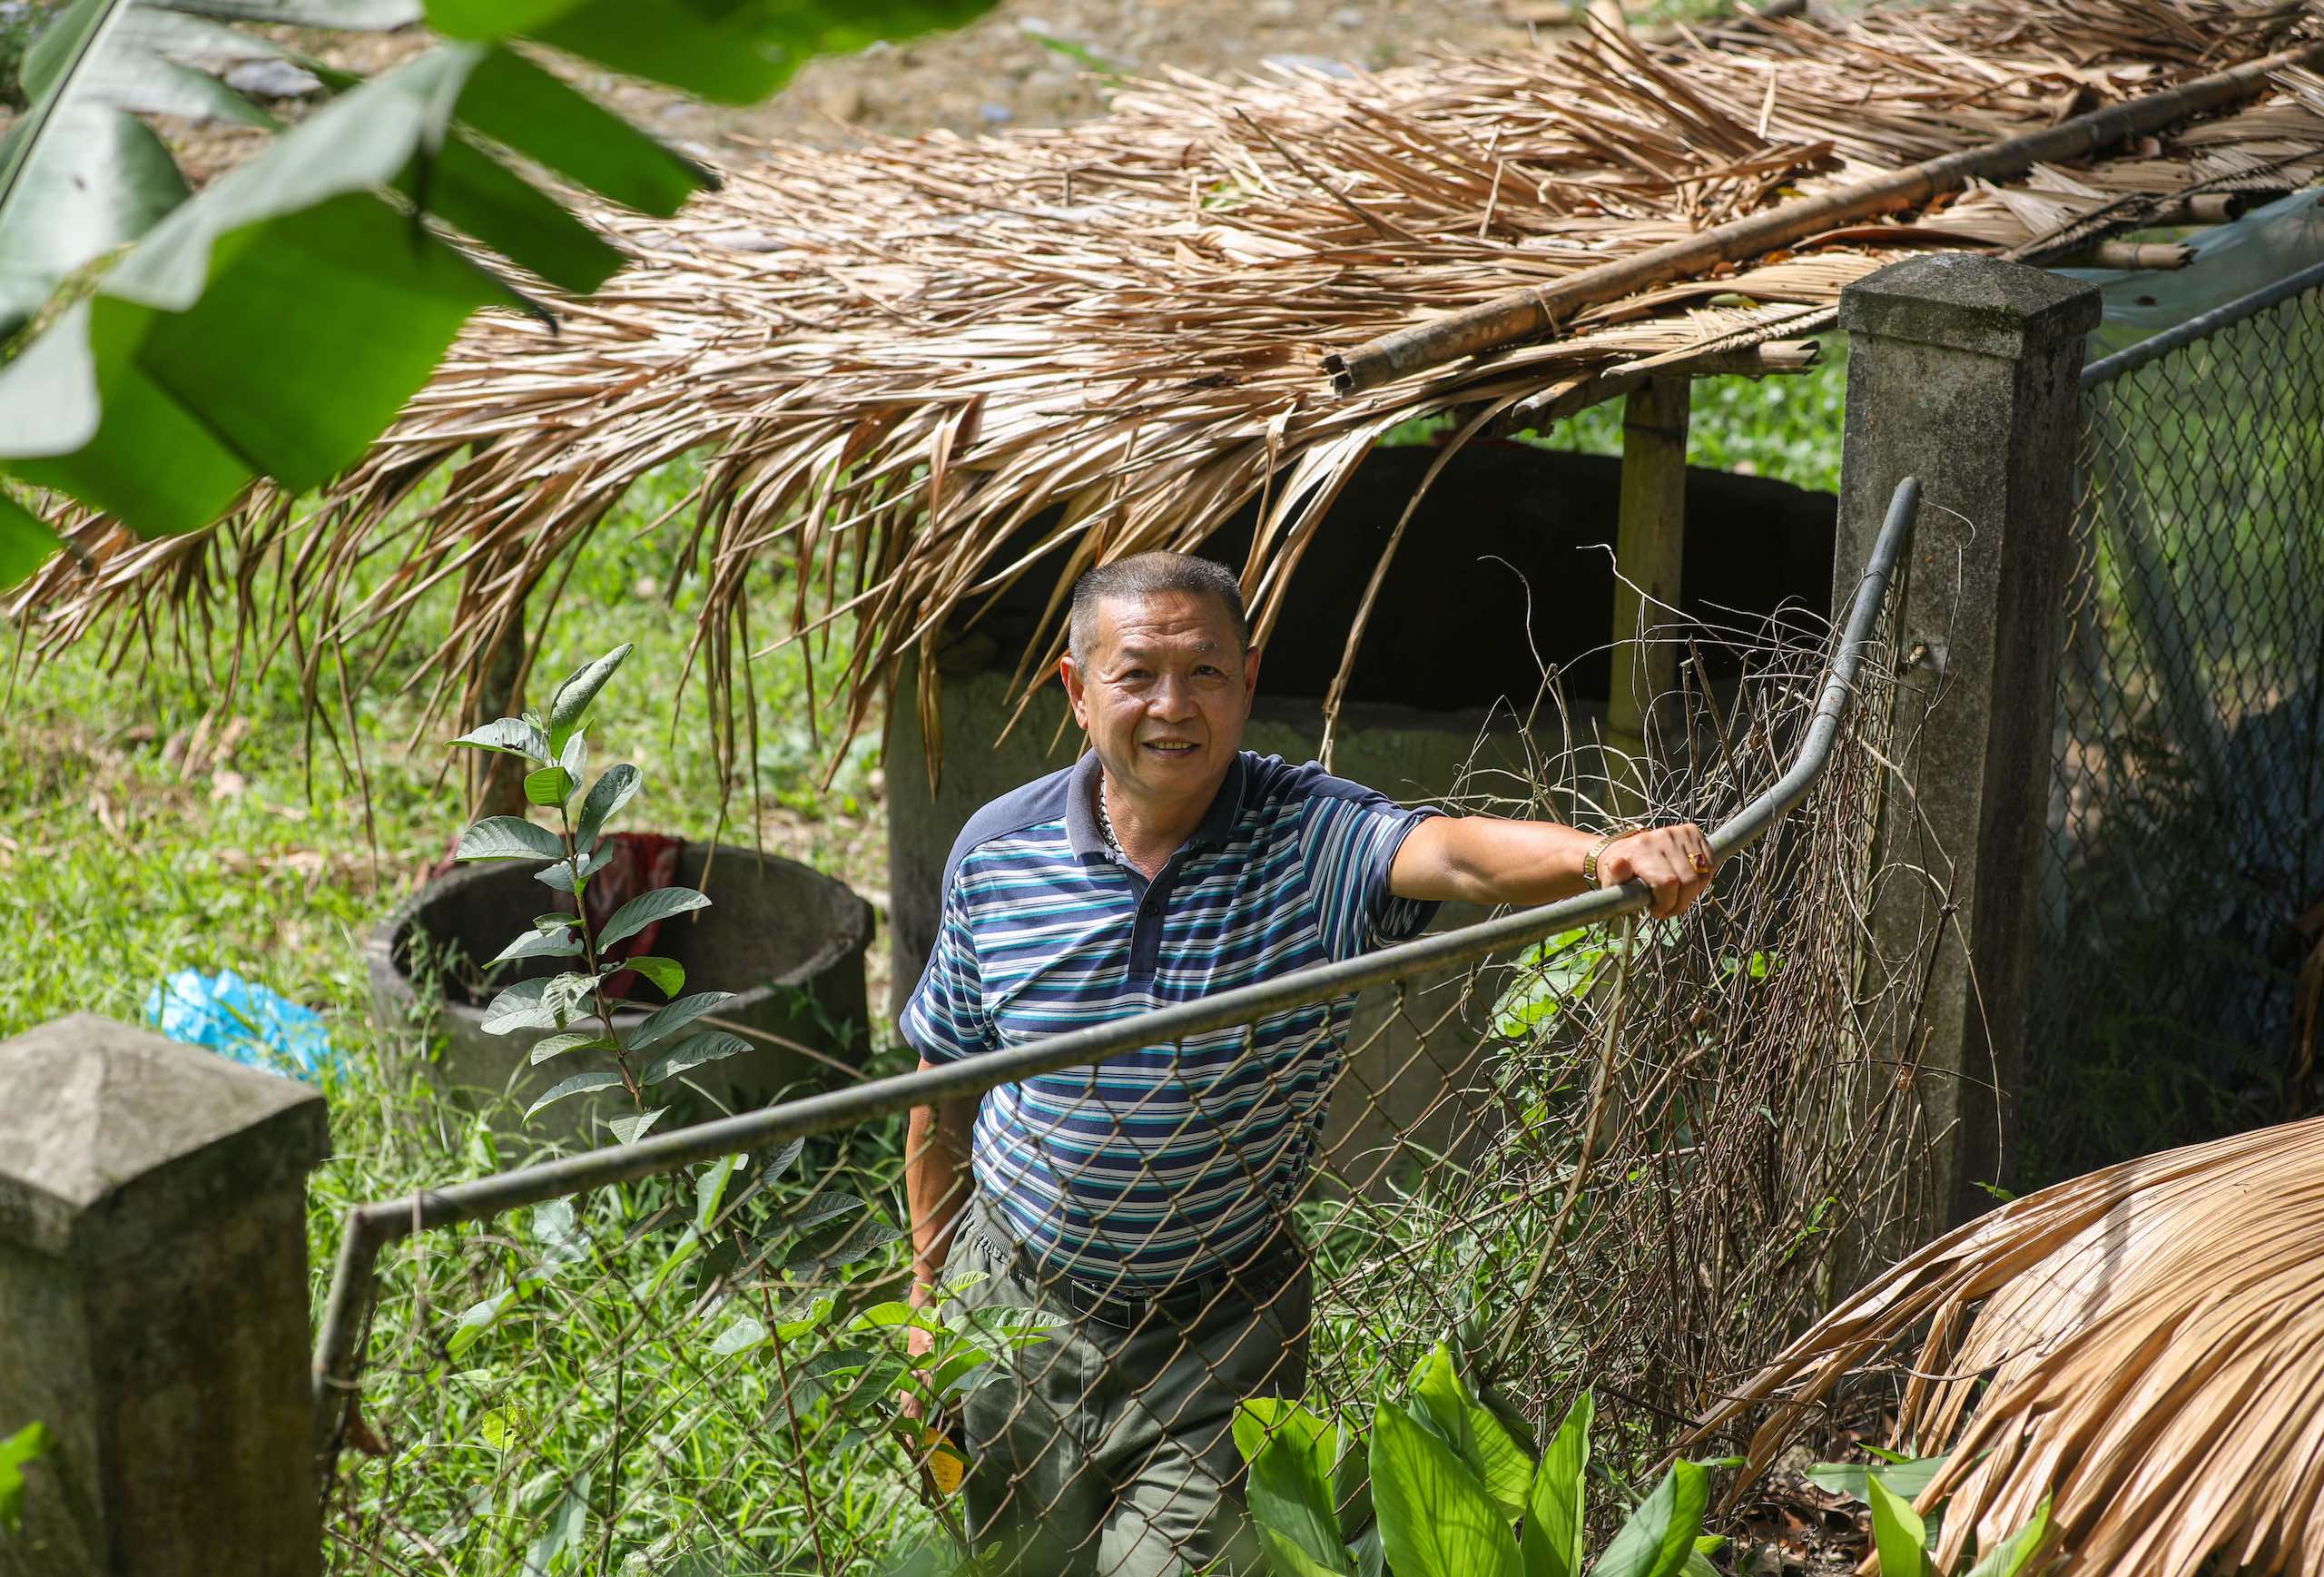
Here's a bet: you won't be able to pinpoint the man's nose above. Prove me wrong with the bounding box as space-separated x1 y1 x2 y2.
1147 675 1197 721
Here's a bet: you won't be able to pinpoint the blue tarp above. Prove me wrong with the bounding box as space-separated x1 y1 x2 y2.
143 968 339 1081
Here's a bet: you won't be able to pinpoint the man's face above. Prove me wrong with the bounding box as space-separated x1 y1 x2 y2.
1061 589 1261 807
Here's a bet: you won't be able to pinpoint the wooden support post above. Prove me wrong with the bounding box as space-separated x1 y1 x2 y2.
1606 376 1689 814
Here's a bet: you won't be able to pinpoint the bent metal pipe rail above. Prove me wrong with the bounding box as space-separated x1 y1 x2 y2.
310 477 1925 1467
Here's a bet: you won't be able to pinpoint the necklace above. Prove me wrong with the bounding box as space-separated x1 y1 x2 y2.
1096 779 1124 857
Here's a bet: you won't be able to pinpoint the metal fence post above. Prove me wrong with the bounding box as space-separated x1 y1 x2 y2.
1832 254 2100 1248
0 1013 330 1576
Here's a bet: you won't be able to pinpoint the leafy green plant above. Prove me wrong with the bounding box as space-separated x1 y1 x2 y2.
0 0 995 586
1239 1343 1723 1577
448 641 744 1146
1810 1452 2053 1577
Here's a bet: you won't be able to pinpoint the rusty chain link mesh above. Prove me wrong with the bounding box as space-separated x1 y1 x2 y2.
320 611 1935 1576
2032 279 2324 1187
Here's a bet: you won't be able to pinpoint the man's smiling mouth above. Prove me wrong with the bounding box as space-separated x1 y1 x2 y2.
1142 740 1200 754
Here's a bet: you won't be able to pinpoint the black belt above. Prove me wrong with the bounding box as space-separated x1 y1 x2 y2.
967 1202 1306 1327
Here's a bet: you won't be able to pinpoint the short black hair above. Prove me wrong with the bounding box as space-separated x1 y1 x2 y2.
1068 551 1251 659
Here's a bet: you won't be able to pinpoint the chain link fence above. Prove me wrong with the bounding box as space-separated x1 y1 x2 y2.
312 486 1935 1576
2031 260 2324 1186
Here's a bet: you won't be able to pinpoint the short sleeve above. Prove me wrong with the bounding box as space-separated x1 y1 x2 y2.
899 876 993 1065
1295 775 1444 962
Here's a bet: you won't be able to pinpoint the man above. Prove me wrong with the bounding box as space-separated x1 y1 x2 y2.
900 551 1714 1575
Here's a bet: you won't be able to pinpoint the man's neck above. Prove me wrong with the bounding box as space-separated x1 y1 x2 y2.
1099 770 1215 880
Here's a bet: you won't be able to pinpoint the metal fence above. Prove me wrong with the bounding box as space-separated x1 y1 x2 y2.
2031 261 2324 1186
311 484 1929 1576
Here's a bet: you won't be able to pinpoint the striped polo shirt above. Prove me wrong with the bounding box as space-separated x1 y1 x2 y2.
901 749 1440 1288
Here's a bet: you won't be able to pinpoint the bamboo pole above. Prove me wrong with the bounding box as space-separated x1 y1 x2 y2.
1606 376 1689 816
2076 240 2198 270
1324 39 2324 396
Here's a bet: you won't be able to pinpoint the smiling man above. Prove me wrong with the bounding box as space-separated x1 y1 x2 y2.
901 551 1714 1576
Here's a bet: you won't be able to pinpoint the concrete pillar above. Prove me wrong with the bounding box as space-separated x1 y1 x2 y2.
0 1013 330 1576
1607 376 1690 813
1833 255 2100 1242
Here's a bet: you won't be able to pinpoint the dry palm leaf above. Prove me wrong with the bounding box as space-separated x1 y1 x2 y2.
1689 1115 2324 1577
10 0 2324 784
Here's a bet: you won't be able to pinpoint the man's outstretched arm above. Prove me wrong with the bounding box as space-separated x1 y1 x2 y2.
1389 816 1716 918
905 1071 979 1309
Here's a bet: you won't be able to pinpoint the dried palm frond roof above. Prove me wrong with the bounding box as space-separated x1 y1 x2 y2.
1687 1114 2324 1577
15 0 2324 773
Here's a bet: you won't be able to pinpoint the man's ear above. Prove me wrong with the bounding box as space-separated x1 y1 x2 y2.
1060 652 1089 728
1242 645 1262 707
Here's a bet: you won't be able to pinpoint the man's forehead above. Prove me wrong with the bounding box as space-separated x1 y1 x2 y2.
1088 592 1238 651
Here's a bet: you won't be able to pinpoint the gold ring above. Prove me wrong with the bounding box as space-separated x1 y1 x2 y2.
1692 852 1712 875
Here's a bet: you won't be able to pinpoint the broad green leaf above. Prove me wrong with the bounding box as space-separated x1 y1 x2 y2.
0 1420 51 1536
1589 1460 1707 1577
786 1206 902 1278
481 977 571 1035
1866 1475 1927 1577
1248 1426 1353 1574
1234 1398 1338 1480
607 1106 668 1145
452 44 708 215
1520 1391 1592 1577
708 1315 765 1357
0 491 59 590
1409 1344 1531 1521
1370 1401 1522 1577
641 1226 701 1300
643 1030 751 1086
535 843 613 894
1352 1523 1385 1577
1807 1454 1949 1506
575 763 638 849
623 954 684 997
447 1287 518 1355
522 764 576 807
490 928 583 965
545 643 629 753
696 1152 747 1232
0 51 528 527
599 884 709 948
529 1030 612 1063
1963 1498 2051 1577
401 120 624 296
522 1473 589 1577
32 5 277 129
455 813 562 862
525 1069 624 1118
1258 1528 1350 1577
533 912 578 931
0 103 189 336
450 717 551 760
478 1405 531 1451
632 990 733 1049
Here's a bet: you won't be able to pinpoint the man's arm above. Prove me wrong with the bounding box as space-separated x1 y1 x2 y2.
904 1068 979 1309
1389 816 1716 918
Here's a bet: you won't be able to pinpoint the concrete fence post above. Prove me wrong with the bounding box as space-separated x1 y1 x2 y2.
1832 255 2101 1248
0 1013 330 1576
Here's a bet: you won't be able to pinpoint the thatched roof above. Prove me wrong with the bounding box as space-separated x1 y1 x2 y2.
17 0 2324 770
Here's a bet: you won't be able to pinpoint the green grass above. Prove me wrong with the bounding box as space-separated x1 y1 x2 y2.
1 460 911 1571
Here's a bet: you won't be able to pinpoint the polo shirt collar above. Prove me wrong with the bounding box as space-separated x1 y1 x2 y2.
1065 749 1248 862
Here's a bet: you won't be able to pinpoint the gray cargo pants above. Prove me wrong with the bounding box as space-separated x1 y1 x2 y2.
940 1198 1313 1577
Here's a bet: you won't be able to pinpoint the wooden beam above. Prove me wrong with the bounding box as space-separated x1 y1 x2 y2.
1607 376 1689 813
1323 38 2324 395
